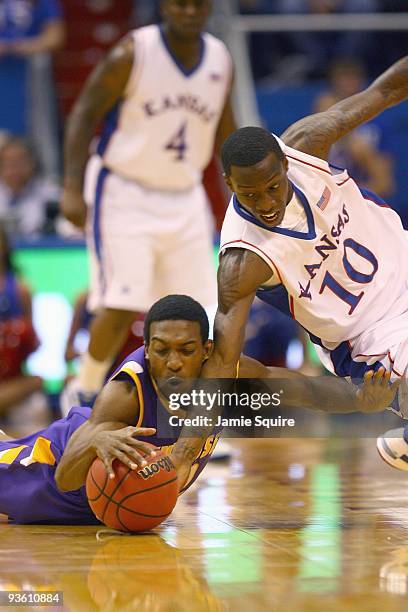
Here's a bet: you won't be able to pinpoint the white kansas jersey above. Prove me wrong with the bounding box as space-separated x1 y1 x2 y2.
220 136 408 348
97 25 232 191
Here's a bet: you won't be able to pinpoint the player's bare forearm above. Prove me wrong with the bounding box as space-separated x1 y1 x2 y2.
239 356 398 413
205 249 272 378
282 55 408 160
63 35 134 191
55 420 127 491
284 372 396 414
55 379 155 491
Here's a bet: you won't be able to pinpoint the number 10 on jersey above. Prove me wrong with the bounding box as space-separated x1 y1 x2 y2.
165 122 188 161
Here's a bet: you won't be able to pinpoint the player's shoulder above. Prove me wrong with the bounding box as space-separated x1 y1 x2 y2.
277 132 332 174
202 31 232 59
128 23 160 48
130 23 159 37
110 346 147 385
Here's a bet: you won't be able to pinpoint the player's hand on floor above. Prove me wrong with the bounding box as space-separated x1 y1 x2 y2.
61 187 87 229
355 368 400 413
93 426 158 479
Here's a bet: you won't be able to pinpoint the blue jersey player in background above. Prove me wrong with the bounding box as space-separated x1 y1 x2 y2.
0 295 397 525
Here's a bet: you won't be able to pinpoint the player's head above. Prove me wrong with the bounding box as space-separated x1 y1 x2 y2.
160 0 212 40
144 295 212 397
221 127 292 228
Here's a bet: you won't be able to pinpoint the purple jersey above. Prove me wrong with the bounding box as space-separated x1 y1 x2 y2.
0 347 221 524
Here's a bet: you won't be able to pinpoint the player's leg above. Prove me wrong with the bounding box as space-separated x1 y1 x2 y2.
0 376 43 417
377 341 408 470
62 167 155 410
62 240 154 410
154 183 217 309
0 408 97 523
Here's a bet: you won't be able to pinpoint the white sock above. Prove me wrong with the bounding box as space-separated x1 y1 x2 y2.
77 352 112 394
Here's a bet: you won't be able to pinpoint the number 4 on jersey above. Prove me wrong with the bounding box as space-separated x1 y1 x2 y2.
165 122 188 161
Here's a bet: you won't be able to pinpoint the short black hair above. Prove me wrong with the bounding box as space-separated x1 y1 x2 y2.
144 295 209 344
221 126 284 176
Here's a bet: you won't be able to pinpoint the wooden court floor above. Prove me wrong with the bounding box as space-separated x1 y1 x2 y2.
1 437 408 611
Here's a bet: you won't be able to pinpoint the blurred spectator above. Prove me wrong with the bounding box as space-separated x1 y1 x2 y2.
0 136 61 236
314 59 395 198
0 1 65 177
0 221 46 422
276 0 381 79
0 0 64 59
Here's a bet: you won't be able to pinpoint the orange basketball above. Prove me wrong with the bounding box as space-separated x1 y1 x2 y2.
86 446 178 532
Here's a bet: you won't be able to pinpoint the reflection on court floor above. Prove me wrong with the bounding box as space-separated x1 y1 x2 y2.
1 438 408 611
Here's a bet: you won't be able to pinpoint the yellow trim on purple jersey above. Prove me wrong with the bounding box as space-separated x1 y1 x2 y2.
119 366 145 428
19 437 56 467
0 445 28 465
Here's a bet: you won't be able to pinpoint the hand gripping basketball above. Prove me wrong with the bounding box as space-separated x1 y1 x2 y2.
92 426 158 480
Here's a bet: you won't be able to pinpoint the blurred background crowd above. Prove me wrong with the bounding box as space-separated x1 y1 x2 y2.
0 0 407 431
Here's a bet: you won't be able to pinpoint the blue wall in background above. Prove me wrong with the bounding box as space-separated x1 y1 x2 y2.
0 58 28 135
256 84 408 228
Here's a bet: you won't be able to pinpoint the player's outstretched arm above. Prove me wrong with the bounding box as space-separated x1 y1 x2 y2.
282 55 408 161
171 249 272 488
61 35 134 227
239 356 399 414
207 249 273 378
55 380 157 492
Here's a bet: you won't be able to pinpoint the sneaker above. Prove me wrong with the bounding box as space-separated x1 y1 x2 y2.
377 427 408 471
387 378 408 419
59 378 97 417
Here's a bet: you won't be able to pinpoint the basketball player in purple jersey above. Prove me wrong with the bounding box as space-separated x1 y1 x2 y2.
0 295 396 524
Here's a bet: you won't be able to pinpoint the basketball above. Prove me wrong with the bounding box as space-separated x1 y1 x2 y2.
85 446 178 532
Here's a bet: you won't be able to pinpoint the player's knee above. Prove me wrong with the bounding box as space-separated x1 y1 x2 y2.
104 308 138 330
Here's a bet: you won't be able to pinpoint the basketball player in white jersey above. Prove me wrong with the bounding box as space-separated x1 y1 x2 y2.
171 56 408 485
60 0 235 408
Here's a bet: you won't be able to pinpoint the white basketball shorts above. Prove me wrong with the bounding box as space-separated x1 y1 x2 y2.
315 309 408 418
83 155 217 313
